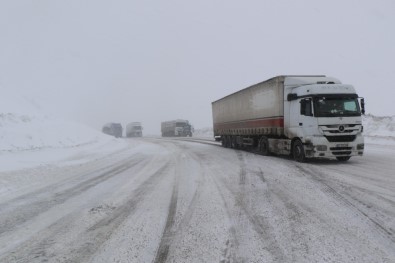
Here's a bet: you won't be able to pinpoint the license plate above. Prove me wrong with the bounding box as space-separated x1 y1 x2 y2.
336 144 348 147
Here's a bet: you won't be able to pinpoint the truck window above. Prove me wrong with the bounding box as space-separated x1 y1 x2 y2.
344 101 357 111
300 99 313 116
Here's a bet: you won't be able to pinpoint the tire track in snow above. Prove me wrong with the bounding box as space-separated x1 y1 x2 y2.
211 174 240 263
295 164 395 243
236 151 246 185
217 173 287 262
153 175 179 263
0 155 146 237
0 160 173 263
204 149 284 262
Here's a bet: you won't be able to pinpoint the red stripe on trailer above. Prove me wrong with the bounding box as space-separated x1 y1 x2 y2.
214 117 284 130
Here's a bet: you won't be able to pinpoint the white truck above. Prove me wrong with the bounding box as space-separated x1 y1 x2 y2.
212 75 365 162
126 122 143 137
161 119 193 137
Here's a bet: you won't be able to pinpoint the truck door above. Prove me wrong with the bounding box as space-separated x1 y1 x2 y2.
289 98 314 138
297 98 316 138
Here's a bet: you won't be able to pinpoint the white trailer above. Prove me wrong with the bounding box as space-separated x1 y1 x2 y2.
212 75 365 162
161 119 193 137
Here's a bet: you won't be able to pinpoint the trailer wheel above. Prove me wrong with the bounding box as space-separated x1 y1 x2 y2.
225 136 232 148
231 136 238 149
221 136 226 147
293 140 306 162
223 136 230 148
259 137 270 156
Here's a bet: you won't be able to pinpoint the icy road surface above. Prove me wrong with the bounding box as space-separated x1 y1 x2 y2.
0 138 394 263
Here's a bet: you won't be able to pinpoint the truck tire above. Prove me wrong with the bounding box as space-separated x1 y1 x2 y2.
293 140 306 162
259 137 270 156
225 136 231 148
221 136 226 147
223 136 229 148
231 136 238 149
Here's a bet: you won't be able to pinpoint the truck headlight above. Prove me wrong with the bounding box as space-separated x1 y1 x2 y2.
357 144 364 150
315 145 327 151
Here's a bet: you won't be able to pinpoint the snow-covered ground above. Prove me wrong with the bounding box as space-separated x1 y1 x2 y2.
1 96 395 262
362 114 395 145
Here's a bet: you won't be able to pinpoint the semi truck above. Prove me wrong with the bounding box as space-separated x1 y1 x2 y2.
102 123 123 138
126 122 143 137
161 119 193 137
212 75 365 162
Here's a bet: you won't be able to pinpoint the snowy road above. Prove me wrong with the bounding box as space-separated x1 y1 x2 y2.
0 138 394 263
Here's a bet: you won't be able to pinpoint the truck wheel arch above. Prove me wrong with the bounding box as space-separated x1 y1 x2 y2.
292 138 306 162
259 136 270 156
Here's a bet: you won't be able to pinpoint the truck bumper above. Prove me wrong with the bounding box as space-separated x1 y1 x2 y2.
304 134 364 159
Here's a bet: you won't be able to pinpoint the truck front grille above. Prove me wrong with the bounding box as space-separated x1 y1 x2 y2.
332 151 352 156
324 135 356 142
330 147 352 151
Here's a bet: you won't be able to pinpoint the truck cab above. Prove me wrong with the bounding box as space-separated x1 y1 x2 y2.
126 122 143 137
175 121 193 137
285 79 365 161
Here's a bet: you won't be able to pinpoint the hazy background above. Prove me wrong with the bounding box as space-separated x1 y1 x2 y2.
1 0 394 135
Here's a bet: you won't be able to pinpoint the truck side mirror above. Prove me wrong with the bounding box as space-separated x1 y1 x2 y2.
287 93 298 101
360 98 365 115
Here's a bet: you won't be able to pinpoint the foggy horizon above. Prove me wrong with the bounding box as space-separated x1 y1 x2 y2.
1 0 394 135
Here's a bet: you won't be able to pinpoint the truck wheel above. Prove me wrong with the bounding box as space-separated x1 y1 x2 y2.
293 140 306 162
225 136 231 148
223 136 229 148
259 137 270 156
231 136 238 149
336 156 351 162
221 136 226 147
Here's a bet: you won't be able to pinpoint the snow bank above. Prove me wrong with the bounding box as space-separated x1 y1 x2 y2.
193 127 214 138
0 94 112 152
363 114 395 145
0 92 127 171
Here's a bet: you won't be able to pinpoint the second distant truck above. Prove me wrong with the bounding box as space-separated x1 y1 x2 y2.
126 122 143 137
161 119 193 137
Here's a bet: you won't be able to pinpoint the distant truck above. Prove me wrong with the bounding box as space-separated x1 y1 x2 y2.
212 75 365 162
126 122 143 137
161 119 193 137
102 123 123 138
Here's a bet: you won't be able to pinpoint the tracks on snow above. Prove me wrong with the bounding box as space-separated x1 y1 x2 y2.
295 163 395 243
0 154 173 263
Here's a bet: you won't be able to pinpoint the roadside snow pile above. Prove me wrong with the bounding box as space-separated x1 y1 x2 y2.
193 127 214 138
0 92 130 172
363 114 395 145
0 94 113 152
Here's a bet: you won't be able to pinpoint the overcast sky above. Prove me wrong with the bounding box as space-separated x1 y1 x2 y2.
1 0 394 134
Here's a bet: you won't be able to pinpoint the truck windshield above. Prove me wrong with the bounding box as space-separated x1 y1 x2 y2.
176 122 187 127
314 97 361 117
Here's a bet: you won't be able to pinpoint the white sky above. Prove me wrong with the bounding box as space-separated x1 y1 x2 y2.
1 0 395 134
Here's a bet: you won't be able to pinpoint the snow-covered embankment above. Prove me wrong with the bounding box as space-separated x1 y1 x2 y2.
0 94 127 171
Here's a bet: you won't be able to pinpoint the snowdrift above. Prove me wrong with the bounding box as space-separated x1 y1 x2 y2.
362 114 395 145
0 94 115 152
0 93 127 171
